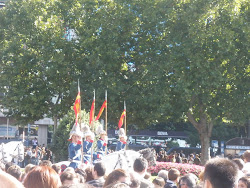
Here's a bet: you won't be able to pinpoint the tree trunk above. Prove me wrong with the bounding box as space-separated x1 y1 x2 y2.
53 115 58 133
187 108 213 165
199 132 211 165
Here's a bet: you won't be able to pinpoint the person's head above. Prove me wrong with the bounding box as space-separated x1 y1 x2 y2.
0 170 25 188
238 176 250 188
75 168 87 183
153 177 165 188
168 168 180 182
52 164 61 174
24 164 35 174
157 170 168 182
23 165 61 188
39 160 52 167
133 157 148 176
178 173 198 188
60 171 79 186
92 161 106 178
203 158 238 188
85 166 94 182
144 172 151 179
243 150 250 163
71 134 82 143
232 158 245 170
6 165 22 181
100 130 107 140
104 168 130 187
5 162 14 172
129 171 141 188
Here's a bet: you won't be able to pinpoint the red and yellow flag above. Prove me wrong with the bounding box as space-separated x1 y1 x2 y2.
89 99 95 125
118 110 126 129
73 91 80 124
95 100 107 121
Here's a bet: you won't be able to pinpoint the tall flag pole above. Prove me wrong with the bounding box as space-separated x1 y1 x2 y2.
90 89 95 164
73 80 81 125
89 89 95 126
124 101 126 134
105 90 108 133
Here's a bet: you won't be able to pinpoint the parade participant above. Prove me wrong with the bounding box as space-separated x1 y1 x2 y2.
116 128 127 151
96 130 108 159
83 129 95 164
68 124 83 169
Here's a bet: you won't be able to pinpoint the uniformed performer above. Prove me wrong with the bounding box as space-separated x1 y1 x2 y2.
83 130 94 164
96 130 108 159
116 128 127 151
68 124 83 169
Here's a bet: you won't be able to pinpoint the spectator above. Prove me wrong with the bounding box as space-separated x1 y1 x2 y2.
193 154 201 166
153 177 165 188
233 158 245 178
6 165 22 181
178 173 198 188
52 164 62 174
60 171 79 186
242 150 250 174
23 165 61 188
203 158 238 188
238 176 250 188
133 157 154 188
85 166 94 182
158 170 168 183
103 168 130 187
0 170 24 188
5 162 14 172
129 171 141 188
30 148 37 165
176 153 182 164
24 164 35 175
39 160 52 167
165 168 180 188
32 137 38 149
104 182 130 188
75 168 87 183
87 162 106 188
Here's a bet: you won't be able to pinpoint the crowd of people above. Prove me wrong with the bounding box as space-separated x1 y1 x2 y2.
156 150 201 165
0 125 249 188
20 144 53 167
0 150 250 188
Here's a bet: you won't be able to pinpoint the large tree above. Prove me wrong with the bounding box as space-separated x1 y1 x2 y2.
0 0 79 127
0 0 249 164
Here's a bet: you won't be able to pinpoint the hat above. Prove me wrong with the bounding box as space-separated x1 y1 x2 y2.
69 124 83 139
95 124 107 136
118 128 127 140
81 124 95 139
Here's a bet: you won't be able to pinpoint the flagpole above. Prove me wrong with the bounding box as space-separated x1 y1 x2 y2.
77 79 84 164
90 89 95 164
105 90 107 133
124 101 127 150
124 101 126 134
105 90 108 155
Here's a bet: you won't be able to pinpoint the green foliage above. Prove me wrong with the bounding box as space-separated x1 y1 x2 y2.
0 0 249 163
50 108 75 162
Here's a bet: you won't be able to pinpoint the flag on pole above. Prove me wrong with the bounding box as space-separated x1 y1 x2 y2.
73 89 80 125
95 100 107 121
89 99 95 125
118 110 126 129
